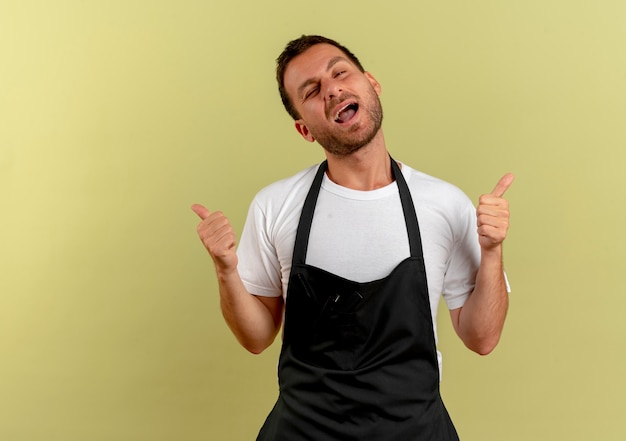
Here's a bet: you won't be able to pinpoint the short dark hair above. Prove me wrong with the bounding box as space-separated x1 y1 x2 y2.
276 35 365 120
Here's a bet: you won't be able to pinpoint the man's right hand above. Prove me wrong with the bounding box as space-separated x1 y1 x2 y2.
191 204 238 274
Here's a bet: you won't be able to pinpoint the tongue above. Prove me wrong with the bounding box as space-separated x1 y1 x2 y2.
337 107 356 123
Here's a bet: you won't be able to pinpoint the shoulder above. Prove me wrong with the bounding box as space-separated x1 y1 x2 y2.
246 164 322 238
399 163 477 244
401 164 474 209
252 164 320 210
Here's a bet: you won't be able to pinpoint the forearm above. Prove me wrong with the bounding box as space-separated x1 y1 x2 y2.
216 267 283 354
453 246 509 355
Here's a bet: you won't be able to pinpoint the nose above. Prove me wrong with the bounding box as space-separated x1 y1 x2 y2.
324 79 343 101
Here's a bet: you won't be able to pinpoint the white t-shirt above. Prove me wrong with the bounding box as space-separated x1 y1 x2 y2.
237 162 481 371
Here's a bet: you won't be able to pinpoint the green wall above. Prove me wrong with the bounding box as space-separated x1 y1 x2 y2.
1 1 625 440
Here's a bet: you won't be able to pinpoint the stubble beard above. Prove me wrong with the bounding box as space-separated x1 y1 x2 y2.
312 91 384 157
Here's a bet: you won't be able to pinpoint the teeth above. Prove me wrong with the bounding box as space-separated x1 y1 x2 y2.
335 104 352 122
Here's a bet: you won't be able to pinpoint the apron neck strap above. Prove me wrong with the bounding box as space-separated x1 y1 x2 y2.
390 158 424 258
292 160 328 266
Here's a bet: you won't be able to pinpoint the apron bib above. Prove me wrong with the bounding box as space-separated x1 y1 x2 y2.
257 159 459 441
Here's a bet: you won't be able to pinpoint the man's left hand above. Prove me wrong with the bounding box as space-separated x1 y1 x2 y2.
476 173 514 250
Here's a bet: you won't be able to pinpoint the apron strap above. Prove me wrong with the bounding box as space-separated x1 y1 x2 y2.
292 160 328 266
390 158 424 259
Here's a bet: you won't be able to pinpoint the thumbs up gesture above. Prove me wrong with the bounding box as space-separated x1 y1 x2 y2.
477 174 514 250
191 204 239 274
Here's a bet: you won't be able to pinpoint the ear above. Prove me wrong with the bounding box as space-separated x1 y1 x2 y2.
295 120 315 142
365 72 382 96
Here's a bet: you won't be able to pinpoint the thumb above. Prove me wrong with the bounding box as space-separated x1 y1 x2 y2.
490 173 515 198
191 203 210 220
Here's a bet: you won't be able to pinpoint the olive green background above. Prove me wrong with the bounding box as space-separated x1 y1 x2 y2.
1 1 624 440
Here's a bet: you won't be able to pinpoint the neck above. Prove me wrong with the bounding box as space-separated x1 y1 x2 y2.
324 130 393 191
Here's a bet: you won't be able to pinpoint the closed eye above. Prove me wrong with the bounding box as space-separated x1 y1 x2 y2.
303 86 320 101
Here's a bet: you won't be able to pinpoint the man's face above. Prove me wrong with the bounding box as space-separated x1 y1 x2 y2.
283 44 383 156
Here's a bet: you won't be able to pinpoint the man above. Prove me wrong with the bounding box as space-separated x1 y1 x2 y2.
192 35 513 440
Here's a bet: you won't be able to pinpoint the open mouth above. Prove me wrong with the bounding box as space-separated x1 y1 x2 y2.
334 103 359 124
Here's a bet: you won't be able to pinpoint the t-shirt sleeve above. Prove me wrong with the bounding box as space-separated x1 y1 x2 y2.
441 196 481 310
237 198 283 298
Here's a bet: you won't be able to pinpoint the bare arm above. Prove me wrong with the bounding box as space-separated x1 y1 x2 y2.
450 174 514 355
192 204 284 354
